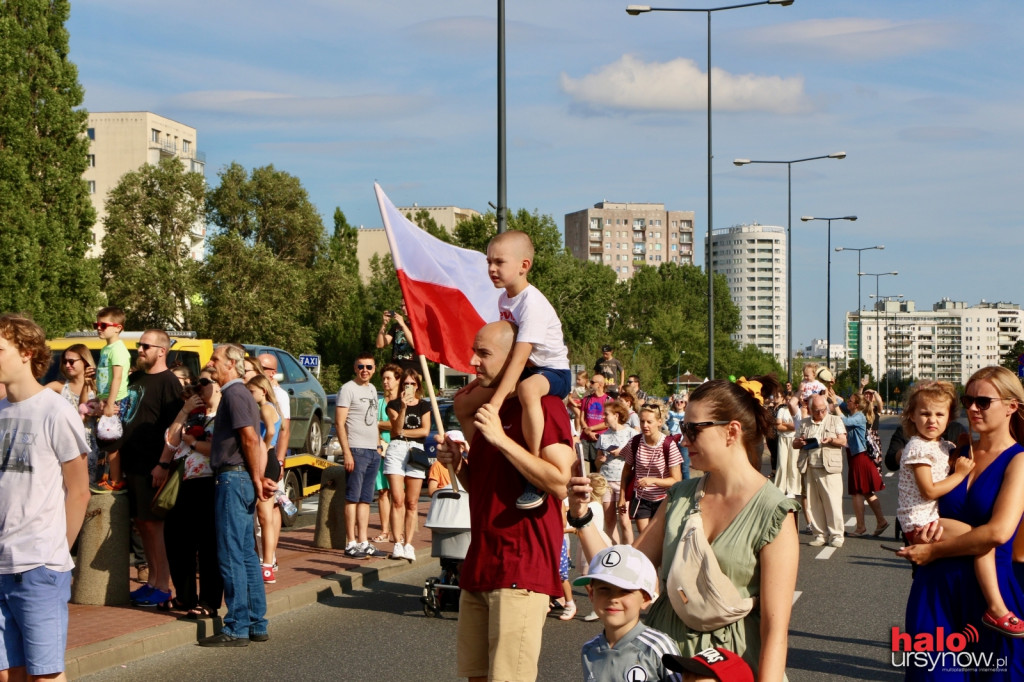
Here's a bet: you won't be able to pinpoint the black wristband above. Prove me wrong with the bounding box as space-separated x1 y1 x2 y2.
566 508 594 529
157 461 171 470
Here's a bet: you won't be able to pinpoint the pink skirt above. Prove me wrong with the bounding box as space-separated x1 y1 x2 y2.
848 451 884 496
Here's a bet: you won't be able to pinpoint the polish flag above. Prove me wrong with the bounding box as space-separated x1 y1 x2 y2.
375 182 500 375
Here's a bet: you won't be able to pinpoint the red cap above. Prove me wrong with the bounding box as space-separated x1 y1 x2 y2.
663 648 754 682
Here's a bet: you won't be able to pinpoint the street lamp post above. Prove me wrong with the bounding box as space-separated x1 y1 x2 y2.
800 215 857 372
871 293 903 408
497 0 506 233
835 244 884 386
861 271 898 388
627 0 794 380
733 152 847 384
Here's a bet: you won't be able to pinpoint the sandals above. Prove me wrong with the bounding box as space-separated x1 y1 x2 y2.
371 534 394 544
872 521 891 537
186 605 215 619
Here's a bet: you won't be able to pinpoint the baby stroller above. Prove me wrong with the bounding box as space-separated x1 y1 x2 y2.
421 486 470 618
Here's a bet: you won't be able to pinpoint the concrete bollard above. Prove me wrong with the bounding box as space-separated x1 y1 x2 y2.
314 465 347 549
72 492 131 606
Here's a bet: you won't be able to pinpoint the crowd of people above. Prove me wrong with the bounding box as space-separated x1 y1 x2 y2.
4 231 1024 680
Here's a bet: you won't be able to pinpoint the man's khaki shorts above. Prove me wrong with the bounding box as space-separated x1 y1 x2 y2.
457 588 550 681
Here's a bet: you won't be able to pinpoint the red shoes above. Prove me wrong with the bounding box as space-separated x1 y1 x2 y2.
982 611 1024 638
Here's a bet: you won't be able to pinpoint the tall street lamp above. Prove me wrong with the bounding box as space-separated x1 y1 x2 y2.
497 0 507 233
835 244 884 386
800 215 857 372
627 0 794 380
861 271 898 388
733 152 847 384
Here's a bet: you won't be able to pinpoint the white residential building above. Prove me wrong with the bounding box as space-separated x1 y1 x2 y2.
847 298 1024 385
803 339 848 366
708 224 788 366
84 112 206 259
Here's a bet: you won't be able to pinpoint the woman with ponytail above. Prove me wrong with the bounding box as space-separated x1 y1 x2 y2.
568 375 800 680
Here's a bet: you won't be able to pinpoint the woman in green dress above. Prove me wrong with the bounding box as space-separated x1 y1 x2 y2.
569 376 800 681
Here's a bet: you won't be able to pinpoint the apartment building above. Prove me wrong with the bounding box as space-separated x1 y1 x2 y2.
708 224 788 365
84 112 206 259
564 202 696 281
848 298 1024 385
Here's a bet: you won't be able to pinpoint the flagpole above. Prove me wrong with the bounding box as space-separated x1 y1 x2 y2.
418 353 461 495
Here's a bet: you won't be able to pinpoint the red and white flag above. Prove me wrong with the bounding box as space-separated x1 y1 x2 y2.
375 182 500 374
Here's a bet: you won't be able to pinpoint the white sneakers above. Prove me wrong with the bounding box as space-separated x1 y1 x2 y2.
405 544 416 562
391 543 416 561
809 536 826 547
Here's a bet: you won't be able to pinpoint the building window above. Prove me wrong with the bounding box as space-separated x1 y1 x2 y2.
671 244 677 251
183 140 191 154
87 180 96 194
151 129 160 142
87 154 95 167
605 230 611 237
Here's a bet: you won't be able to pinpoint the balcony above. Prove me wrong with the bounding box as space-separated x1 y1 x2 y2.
589 243 603 254
632 245 646 256
151 139 177 155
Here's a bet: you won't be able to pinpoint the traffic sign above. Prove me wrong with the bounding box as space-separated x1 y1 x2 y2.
299 354 321 378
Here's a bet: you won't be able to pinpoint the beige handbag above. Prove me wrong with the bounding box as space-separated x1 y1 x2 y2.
665 476 754 632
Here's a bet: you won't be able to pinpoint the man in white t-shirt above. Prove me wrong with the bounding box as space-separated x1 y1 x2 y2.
0 314 91 679
335 353 381 558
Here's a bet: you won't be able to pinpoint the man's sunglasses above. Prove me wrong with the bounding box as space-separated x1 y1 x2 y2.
960 395 1010 411
137 343 164 352
356 364 374 370
93 321 121 331
260 365 276 373
681 420 730 442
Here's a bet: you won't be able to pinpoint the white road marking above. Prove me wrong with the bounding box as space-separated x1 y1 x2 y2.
845 516 856 527
816 547 837 560
792 590 803 605
885 472 895 478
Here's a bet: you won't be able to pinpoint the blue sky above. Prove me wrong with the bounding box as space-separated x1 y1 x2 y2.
68 1 1024 355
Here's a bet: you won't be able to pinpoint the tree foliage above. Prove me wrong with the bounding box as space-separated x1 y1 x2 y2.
100 157 206 330
0 0 100 332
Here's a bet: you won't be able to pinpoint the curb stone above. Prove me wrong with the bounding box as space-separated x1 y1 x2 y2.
66 556 439 680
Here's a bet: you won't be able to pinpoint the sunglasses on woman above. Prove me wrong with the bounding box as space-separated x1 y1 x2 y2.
680 420 730 442
959 395 1010 411
63 357 82 366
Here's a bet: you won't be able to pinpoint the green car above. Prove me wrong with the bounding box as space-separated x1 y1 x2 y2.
242 345 328 456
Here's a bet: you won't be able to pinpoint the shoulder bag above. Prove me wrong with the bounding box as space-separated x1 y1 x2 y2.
665 475 755 632
150 458 184 519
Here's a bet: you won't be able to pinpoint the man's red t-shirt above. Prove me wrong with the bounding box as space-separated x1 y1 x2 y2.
458 395 572 597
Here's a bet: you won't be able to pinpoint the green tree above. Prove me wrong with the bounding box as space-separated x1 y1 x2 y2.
1001 340 1024 374
100 157 206 329
406 209 452 243
330 207 359 279
453 212 496 253
730 344 786 381
0 0 100 333
313 208 365 381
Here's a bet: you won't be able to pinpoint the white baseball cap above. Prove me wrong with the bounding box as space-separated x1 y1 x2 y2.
573 545 659 601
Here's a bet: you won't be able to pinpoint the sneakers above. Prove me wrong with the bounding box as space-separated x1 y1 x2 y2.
91 475 126 493
809 535 826 547
136 564 149 584
262 564 277 584
130 584 154 601
344 544 367 559
583 611 600 622
133 588 171 608
361 542 378 558
982 611 1024 638
559 600 577 621
404 543 415 563
516 483 548 510
390 543 407 560
828 537 844 548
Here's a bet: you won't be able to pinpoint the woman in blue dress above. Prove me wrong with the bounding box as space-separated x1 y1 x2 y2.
898 366 1024 681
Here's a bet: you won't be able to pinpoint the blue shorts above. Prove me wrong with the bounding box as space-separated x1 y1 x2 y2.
0 567 72 676
345 448 379 504
520 366 572 400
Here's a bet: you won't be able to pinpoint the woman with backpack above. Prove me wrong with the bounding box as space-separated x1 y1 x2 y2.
617 401 683 533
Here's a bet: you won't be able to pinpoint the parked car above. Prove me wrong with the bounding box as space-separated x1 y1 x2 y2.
242 345 328 456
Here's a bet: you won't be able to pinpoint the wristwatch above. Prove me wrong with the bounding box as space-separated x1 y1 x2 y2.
157 461 171 470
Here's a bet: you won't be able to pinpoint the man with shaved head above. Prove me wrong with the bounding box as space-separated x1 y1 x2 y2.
793 394 848 548
438 320 574 682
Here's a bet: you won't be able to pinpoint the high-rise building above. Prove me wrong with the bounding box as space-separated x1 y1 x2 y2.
84 112 206 259
564 202 696 281
848 298 1024 385
708 224 788 365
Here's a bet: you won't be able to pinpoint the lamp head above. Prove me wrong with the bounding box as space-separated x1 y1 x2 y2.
877 245 885 250
733 158 750 166
834 247 843 252
828 151 847 159
626 5 652 15
768 0 795 4
844 215 858 221
800 216 814 222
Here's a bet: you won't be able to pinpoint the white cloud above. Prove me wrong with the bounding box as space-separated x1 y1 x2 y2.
560 54 810 115
747 18 961 60
163 90 432 120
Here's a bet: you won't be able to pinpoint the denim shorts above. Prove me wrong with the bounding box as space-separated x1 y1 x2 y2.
383 439 427 480
345 448 379 504
0 567 72 676
520 366 572 400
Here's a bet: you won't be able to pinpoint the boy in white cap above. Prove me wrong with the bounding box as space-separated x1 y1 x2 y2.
574 545 681 682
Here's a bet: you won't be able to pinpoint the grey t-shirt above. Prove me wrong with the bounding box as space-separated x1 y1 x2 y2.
581 622 682 682
337 380 379 450
210 379 260 471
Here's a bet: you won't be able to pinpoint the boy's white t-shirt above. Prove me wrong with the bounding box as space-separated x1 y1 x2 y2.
498 284 570 370
0 388 90 573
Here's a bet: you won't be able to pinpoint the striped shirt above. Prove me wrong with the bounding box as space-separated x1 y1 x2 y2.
582 622 683 682
623 435 683 502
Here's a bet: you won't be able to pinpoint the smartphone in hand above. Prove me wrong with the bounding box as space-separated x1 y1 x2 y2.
800 437 820 450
